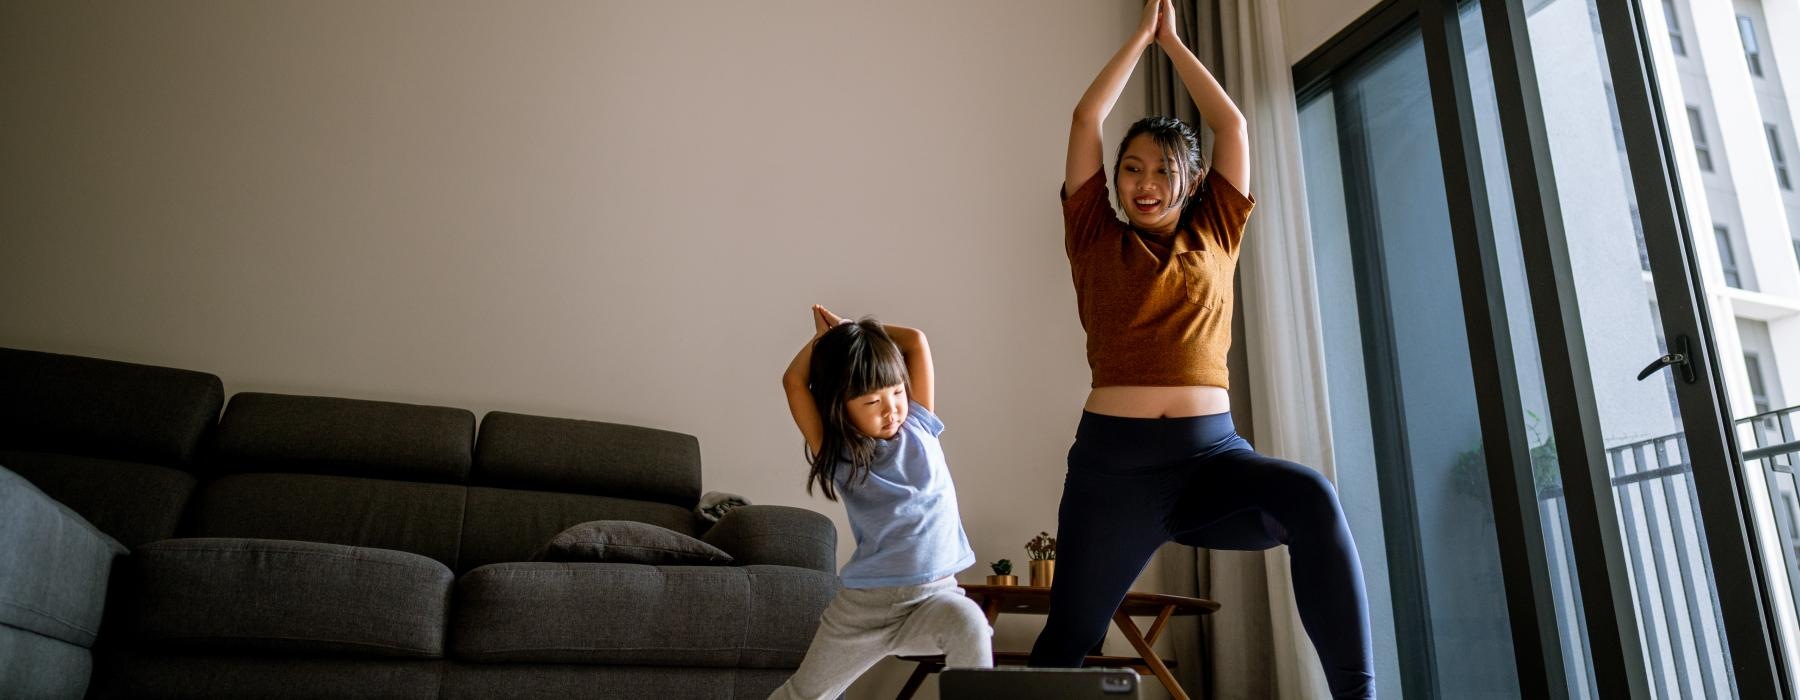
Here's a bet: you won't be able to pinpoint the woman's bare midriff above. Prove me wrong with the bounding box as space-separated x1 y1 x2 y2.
1083 385 1231 418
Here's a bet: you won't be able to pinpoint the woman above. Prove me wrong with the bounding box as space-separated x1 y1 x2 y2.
1028 1 1374 696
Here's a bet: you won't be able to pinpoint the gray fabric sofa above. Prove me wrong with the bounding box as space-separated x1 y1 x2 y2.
0 347 838 699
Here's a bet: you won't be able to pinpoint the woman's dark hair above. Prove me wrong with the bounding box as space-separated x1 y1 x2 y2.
805 318 910 501
1114 116 1204 217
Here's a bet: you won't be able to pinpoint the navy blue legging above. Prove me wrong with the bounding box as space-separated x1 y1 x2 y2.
1028 411 1375 699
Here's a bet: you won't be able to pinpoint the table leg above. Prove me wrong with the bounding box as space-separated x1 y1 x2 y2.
1113 610 1188 700
895 660 936 700
1144 604 1176 646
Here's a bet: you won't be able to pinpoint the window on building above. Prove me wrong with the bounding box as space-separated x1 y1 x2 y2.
1769 124 1792 190
1690 106 1714 172
1739 15 1763 77
1745 352 1782 441
1746 353 1772 414
1716 225 1742 287
1664 0 1685 56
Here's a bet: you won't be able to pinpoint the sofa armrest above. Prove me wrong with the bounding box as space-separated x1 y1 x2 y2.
701 505 836 573
0 465 127 648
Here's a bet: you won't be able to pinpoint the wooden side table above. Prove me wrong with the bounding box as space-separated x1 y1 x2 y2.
895 584 1219 700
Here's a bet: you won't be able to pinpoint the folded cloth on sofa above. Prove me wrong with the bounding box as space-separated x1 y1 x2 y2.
696 491 749 523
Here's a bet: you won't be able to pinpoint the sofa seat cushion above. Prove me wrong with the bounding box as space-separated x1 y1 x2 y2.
2 450 195 548
0 624 94 700
91 651 444 700
451 563 836 668
442 664 792 700
133 538 453 658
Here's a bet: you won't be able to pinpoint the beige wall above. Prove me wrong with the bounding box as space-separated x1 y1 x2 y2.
0 1 1369 697
0 1 1133 698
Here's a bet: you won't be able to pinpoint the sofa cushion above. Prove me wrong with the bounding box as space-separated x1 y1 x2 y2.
133 538 453 658
450 563 836 668
537 520 732 565
0 347 223 467
213 393 474 483
473 412 700 506
0 466 126 647
2 450 195 548
185 473 465 569
442 664 792 700
701 505 837 573
92 652 443 700
457 486 696 573
0 625 93 700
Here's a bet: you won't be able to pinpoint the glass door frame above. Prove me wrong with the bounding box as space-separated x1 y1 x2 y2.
1294 0 1788 697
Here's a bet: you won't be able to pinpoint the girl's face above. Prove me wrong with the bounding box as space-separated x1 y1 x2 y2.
846 384 908 439
1118 134 1197 234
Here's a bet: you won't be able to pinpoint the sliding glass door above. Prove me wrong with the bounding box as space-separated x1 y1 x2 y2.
1300 27 1522 699
1294 0 1792 697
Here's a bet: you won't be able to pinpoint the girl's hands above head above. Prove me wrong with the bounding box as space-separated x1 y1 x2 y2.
1155 0 1181 47
1136 0 1161 43
812 304 846 336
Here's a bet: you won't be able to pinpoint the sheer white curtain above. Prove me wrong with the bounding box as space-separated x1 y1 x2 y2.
1150 1 1335 697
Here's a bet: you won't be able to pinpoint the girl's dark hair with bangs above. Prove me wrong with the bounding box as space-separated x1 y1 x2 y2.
805 318 910 501
1114 116 1204 218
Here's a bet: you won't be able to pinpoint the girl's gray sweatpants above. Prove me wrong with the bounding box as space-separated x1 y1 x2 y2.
768 577 994 700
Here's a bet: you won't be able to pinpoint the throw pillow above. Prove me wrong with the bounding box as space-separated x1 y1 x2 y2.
535 520 734 565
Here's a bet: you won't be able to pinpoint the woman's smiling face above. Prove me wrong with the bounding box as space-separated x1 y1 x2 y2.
1116 133 1197 234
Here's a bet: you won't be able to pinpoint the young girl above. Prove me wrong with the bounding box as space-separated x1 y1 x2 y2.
1029 1 1375 698
769 304 992 700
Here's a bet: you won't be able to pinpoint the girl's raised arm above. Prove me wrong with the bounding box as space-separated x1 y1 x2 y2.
882 324 934 414
1155 0 1249 193
780 305 838 458
1067 0 1161 197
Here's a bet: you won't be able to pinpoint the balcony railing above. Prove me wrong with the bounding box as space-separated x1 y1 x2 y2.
1533 404 1800 699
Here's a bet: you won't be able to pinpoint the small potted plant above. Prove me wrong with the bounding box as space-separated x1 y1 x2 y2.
987 559 1017 586
1026 531 1056 587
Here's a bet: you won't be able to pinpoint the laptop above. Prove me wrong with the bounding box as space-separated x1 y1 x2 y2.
939 668 1142 699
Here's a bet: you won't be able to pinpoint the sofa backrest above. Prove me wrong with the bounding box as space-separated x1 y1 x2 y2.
471 411 700 506
0 347 223 547
186 393 707 572
185 393 477 569
457 412 703 572
211 393 475 482
0 348 715 572
0 347 223 467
